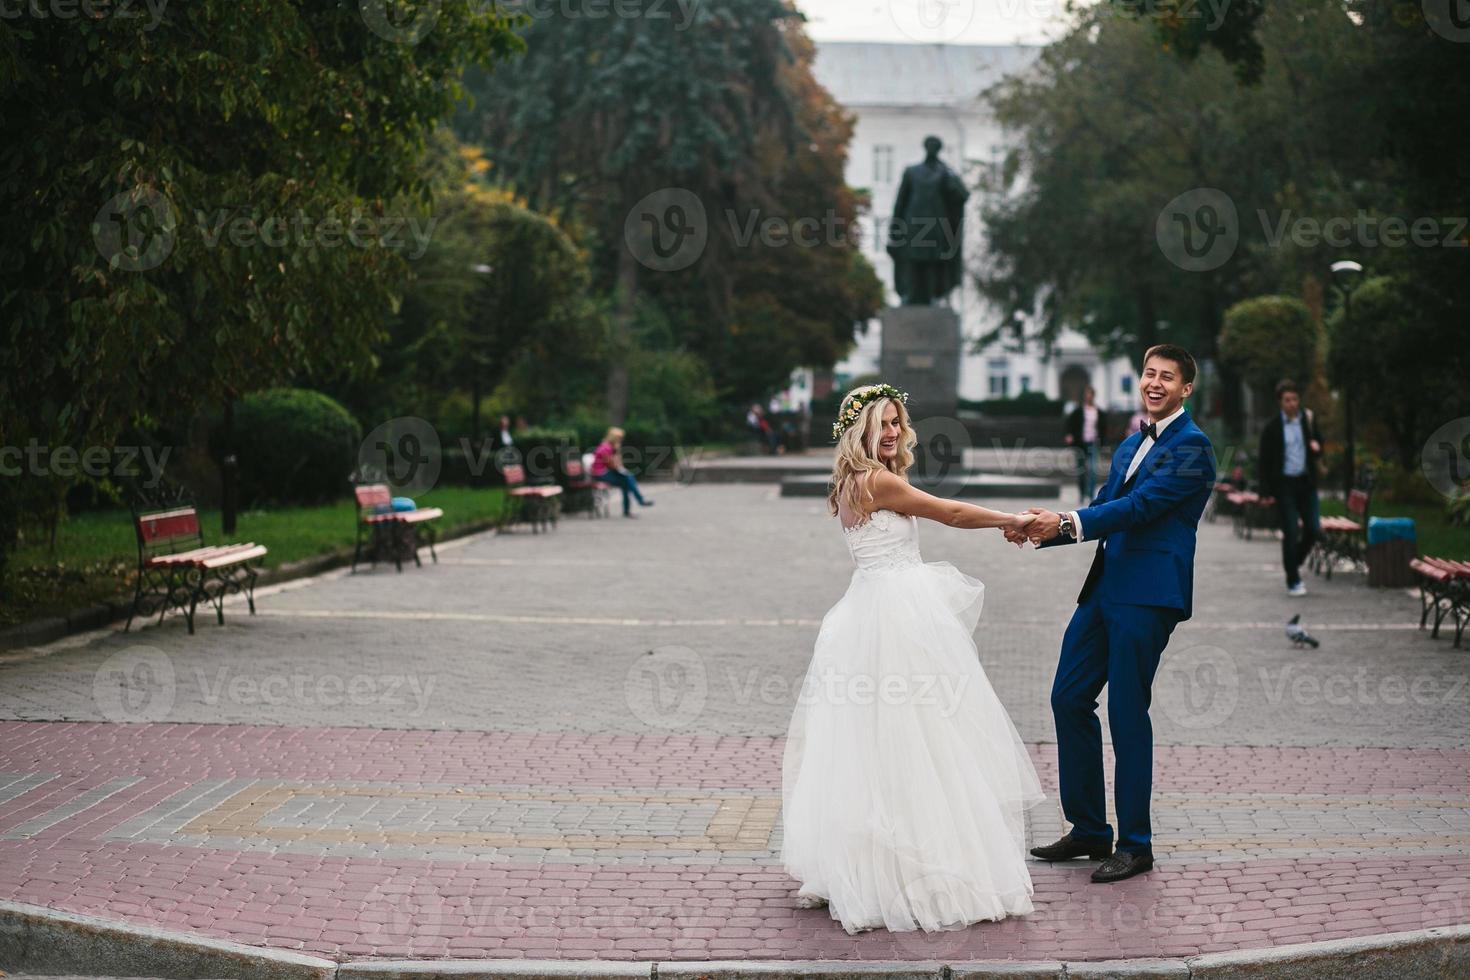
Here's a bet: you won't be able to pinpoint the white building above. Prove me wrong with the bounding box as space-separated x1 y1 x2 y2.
807 41 1137 412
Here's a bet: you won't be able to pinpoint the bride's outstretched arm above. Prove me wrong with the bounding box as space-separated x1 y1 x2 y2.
868 470 1035 531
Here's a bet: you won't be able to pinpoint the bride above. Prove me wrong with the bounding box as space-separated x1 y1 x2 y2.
780 383 1047 934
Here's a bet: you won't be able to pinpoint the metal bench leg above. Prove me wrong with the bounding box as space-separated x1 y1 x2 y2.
185 571 203 635
125 576 143 632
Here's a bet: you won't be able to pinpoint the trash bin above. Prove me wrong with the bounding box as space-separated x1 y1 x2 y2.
1366 517 1416 588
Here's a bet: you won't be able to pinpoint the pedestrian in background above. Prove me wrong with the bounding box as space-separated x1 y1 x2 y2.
1064 386 1106 503
591 427 655 518
1257 379 1325 597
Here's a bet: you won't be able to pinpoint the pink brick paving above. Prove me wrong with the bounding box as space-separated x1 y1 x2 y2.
1 721 1468 961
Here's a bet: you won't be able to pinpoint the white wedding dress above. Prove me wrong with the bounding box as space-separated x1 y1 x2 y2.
780 507 1046 934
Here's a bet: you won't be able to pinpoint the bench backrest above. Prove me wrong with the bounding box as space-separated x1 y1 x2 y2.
355 483 393 509
502 463 526 487
565 458 585 479
135 507 204 559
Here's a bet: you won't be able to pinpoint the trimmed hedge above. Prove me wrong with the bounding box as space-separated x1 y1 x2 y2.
222 389 362 506
960 391 1065 416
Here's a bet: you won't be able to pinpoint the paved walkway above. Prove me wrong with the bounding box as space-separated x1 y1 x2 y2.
0 483 1467 964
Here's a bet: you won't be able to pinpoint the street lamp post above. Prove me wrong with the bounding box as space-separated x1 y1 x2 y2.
1330 260 1363 495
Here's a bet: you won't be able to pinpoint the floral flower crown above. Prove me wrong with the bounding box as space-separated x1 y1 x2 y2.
831 384 909 441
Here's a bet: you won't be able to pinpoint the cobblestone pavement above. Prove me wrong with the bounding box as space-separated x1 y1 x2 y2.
0 483 1467 963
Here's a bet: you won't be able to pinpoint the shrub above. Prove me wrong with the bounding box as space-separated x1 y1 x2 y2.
220 389 362 506
1220 295 1321 397
963 391 1064 417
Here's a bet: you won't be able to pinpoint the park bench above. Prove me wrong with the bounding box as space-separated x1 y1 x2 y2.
1207 480 1239 523
126 506 267 634
1410 556 1469 648
352 483 444 573
1228 490 1277 541
561 454 609 518
499 462 563 533
1311 476 1373 579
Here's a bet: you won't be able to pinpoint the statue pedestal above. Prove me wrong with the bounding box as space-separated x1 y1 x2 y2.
879 305 961 422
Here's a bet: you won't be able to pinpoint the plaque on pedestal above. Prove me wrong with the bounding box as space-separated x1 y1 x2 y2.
879 304 960 422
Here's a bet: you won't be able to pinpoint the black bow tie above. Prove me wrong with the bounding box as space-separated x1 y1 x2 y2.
1139 420 1158 441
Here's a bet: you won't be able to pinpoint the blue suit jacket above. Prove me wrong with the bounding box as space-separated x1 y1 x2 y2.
1041 410 1216 621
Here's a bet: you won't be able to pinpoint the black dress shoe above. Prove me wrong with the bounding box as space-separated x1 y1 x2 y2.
1029 833 1113 862
1090 850 1153 883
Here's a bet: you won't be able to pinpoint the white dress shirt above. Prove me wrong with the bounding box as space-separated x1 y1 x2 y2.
1069 405 1186 542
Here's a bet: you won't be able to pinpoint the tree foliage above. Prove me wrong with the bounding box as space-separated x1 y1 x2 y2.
1328 276 1467 469
457 0 880 411
0 0 523 591
978 0 1467 454
1219 295 1319 399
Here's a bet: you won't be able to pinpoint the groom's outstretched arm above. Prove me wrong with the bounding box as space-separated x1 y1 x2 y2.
1074 438 1216 541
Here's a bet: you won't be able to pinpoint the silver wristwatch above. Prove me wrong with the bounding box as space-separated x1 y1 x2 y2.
1059 515 1076 540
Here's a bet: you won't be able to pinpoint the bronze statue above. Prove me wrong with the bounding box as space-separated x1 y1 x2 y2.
887 136 969 306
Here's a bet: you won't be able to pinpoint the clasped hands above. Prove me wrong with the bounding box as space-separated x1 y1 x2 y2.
1003 508 1063 548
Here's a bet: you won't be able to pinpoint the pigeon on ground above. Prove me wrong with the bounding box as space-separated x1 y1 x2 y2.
1286 613 1320 649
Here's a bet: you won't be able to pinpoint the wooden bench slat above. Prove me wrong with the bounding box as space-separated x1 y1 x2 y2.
147 544 247 565
147 543 261 567
199 544 268 569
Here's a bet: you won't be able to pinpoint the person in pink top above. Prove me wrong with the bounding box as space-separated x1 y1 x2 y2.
591 426 654 518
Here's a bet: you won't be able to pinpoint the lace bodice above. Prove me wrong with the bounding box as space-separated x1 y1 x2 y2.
841 508 923 572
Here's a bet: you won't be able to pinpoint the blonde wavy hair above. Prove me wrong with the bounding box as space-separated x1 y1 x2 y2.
826 387 917 519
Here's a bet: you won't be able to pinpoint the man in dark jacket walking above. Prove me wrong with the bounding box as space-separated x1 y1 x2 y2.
1257 380 1326 597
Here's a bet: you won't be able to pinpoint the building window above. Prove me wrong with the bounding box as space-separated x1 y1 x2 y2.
1121 376 1133 394
1019 375 1031 393
873 144 894 184
988 358 1009 398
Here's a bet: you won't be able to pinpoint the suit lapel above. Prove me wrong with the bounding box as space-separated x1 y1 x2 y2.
1102 431 1145 502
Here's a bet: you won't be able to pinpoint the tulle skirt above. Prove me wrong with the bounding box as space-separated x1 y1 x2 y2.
780 560 1047 934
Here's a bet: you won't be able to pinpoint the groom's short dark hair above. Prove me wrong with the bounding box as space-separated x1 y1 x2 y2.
1142 344 1197 384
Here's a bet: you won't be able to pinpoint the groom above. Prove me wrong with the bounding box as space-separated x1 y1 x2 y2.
1006 344 1216 883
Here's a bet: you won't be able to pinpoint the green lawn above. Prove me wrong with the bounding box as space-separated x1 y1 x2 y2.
1320 497 1469 560
2 486 506 628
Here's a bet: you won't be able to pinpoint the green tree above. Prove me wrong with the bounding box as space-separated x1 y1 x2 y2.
1219 295 1320 404
977 2 1373 433
0 1 523 593
327 133 608 440
458 1 879 414
1328 275 1469 470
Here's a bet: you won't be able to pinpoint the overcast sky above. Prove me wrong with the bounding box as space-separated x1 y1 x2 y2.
795 0 1064 45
